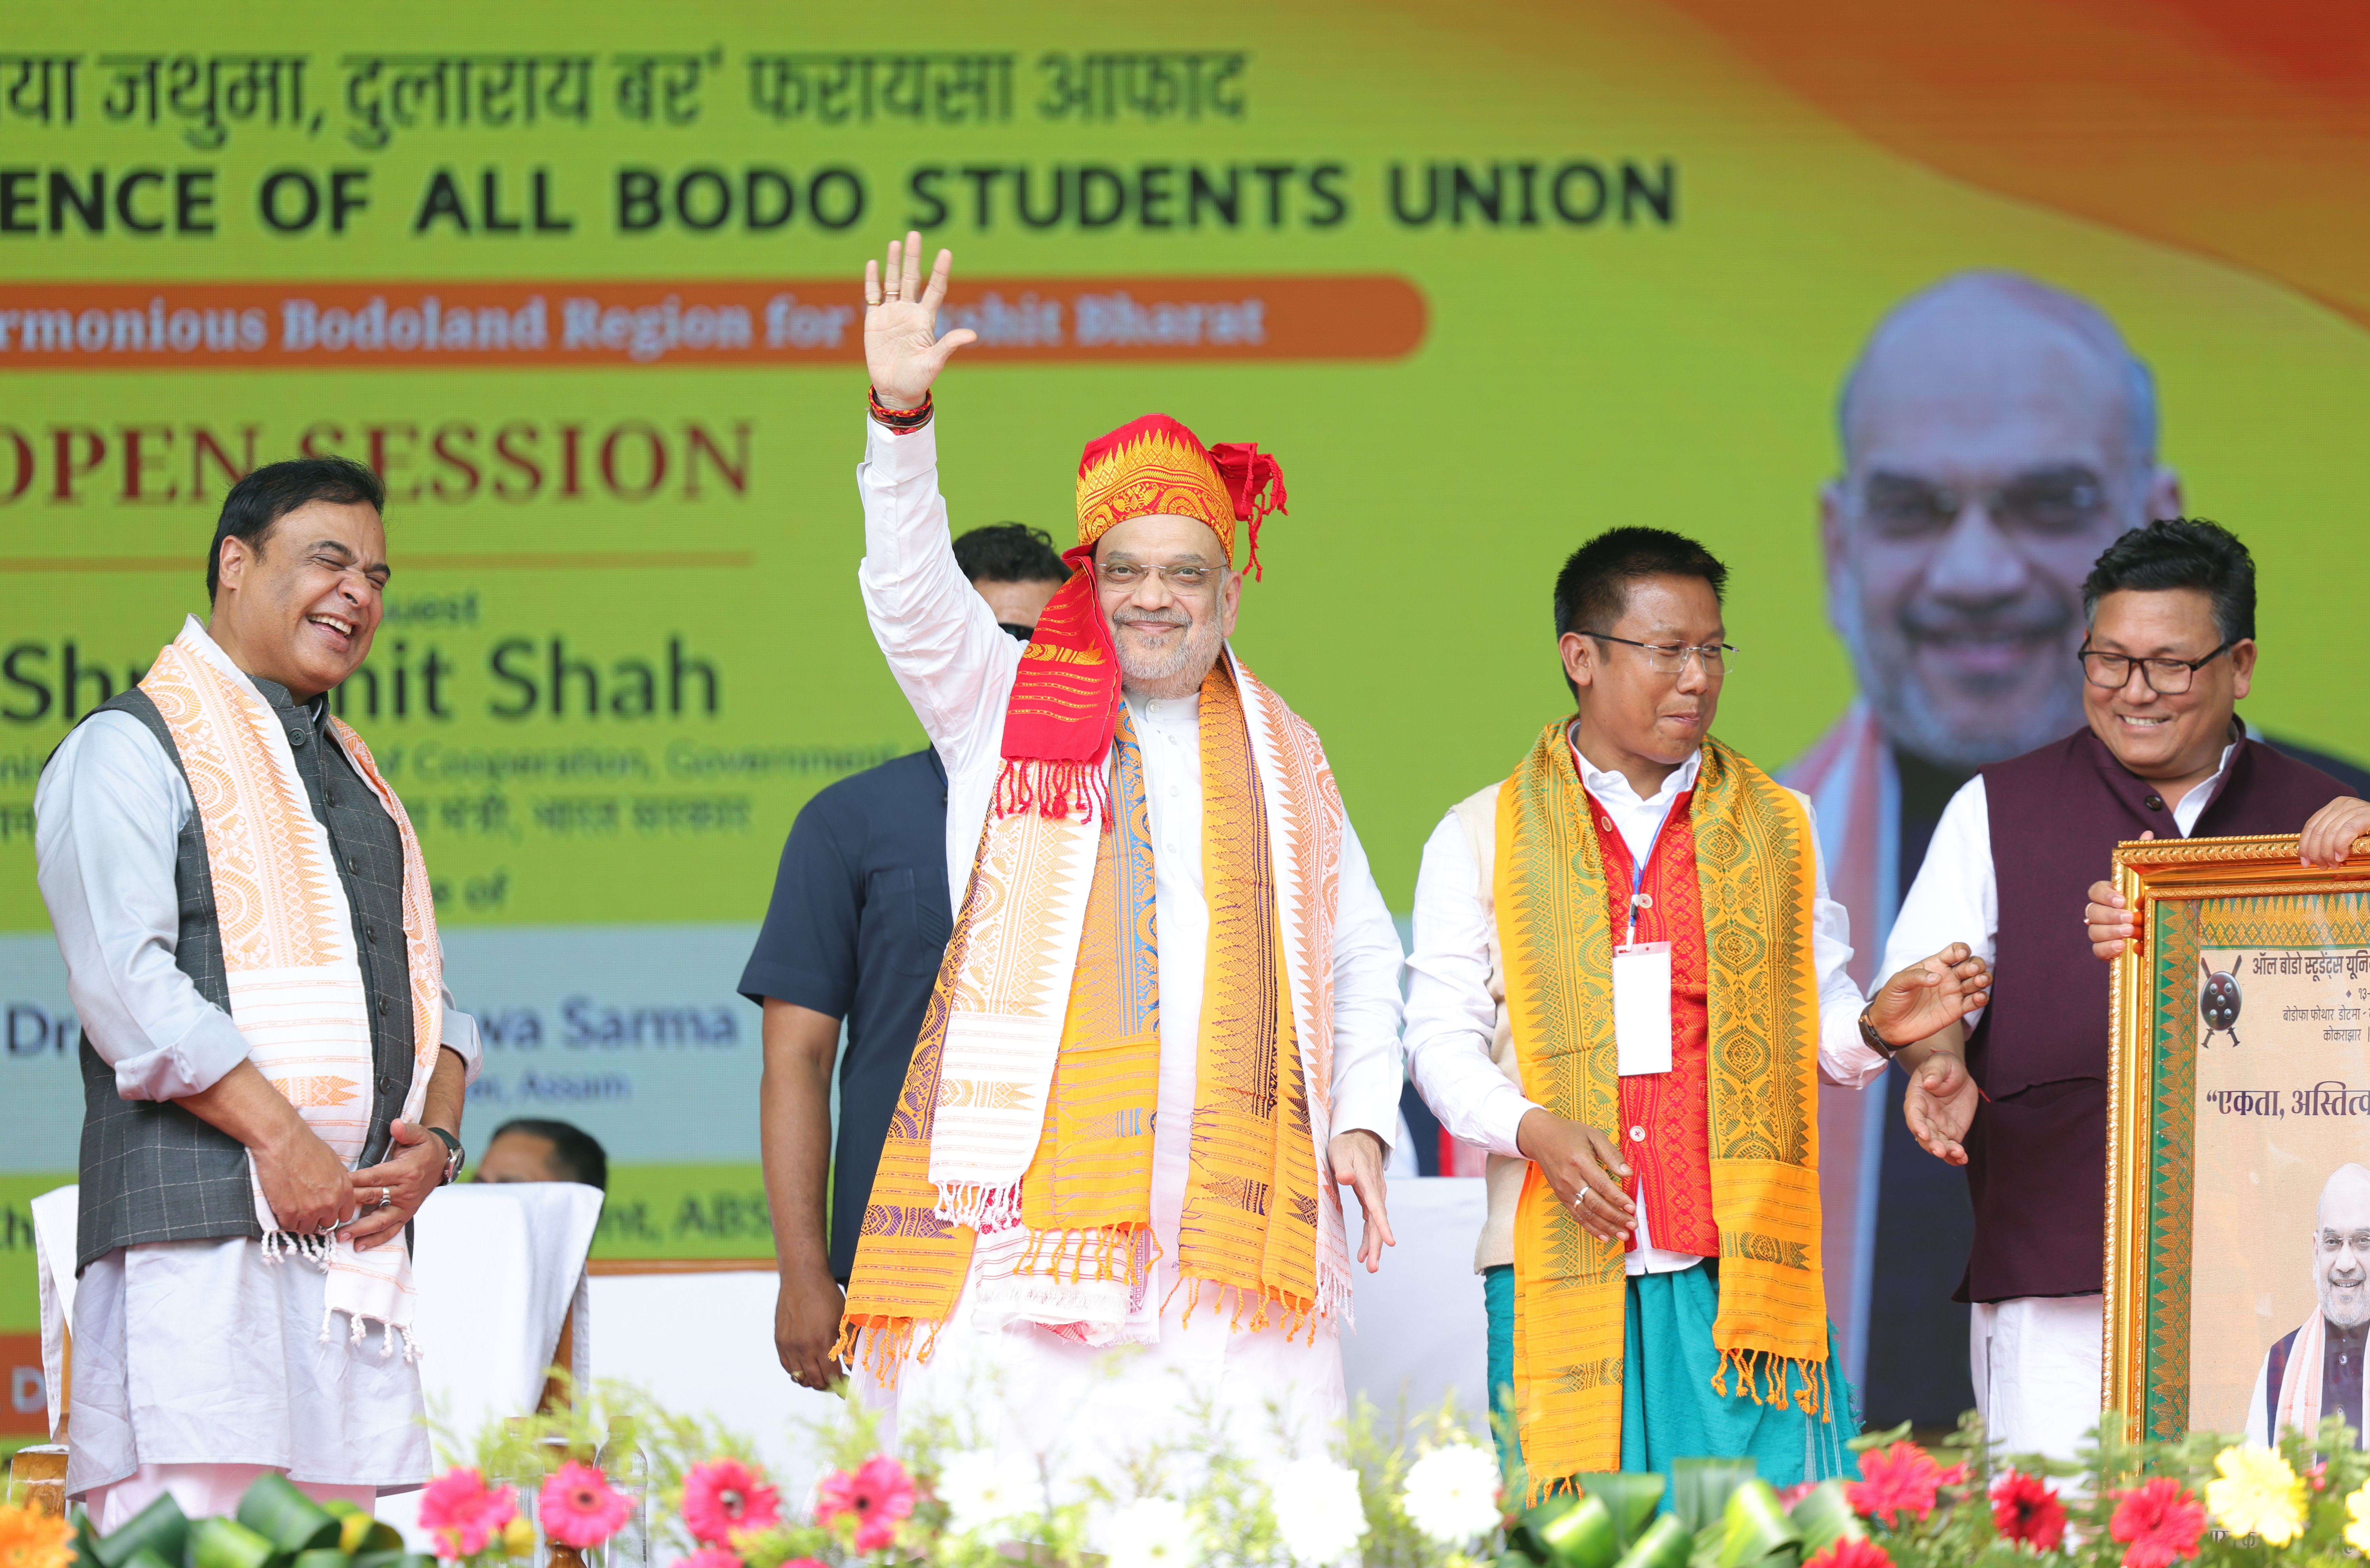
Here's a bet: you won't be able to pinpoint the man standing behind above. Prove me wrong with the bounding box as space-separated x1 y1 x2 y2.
34 457 480 1525
1886 519 2368 1460
834 235 1404 1473
748 522 1065 1392
1405 527 1990 1488
2248 1164 2370 1451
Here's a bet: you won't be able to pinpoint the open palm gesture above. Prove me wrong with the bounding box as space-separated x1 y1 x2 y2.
863 230 976 409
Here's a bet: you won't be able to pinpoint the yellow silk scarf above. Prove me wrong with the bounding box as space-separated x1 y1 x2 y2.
1498 726 1828 1489
838 664 1322 1377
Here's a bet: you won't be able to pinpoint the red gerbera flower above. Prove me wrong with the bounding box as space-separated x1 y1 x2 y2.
1991 1472 2066 1551
2109 1477 2208 1568
681 1459 781 1547
1804 1540 1894 1568
1845 1443 1944 1527
815 1455 917 1553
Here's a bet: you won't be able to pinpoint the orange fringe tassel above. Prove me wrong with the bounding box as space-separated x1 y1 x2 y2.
1709 1347 1831 1421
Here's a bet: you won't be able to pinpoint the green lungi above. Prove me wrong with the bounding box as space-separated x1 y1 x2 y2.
1484 1262 1860 1489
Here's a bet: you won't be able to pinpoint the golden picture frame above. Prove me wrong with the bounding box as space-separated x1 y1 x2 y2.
2105 831 2370 1443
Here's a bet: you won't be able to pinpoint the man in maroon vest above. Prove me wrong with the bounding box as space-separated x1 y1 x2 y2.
1875 518 2368 1460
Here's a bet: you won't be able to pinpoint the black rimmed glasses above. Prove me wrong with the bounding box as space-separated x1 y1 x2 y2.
1583 633 1736 676
2077 640 2232 695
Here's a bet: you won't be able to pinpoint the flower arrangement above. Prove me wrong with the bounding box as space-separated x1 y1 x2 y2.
25 1385 2370 1568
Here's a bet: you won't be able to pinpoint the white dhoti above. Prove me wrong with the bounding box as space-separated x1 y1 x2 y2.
1969 1294 2104 1462
858 831 1350 1481
69 1238 432 1513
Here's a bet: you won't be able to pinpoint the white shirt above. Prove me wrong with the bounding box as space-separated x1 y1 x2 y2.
1403 743 1886 1274
853 415 1406 1165
35 710 483 1100
851 415 1404 1476
1881 740 2241 994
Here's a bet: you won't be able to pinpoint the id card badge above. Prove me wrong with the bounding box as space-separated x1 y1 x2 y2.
1612 941 1674 1076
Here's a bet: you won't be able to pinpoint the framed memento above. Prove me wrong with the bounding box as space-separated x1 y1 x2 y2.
2105 832 2370 1443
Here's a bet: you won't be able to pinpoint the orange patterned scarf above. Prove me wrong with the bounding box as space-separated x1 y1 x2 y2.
1498 727 1828 1488
837 658 1345 1376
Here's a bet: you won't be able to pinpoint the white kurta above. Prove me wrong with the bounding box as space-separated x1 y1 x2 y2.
853 417 1406 1479
35 702 483 1500
1402 742 1886 1272
1881 741 2236 1461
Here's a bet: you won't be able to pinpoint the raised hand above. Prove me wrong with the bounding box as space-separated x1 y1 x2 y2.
862 231 977 410
1867 942 1993 1048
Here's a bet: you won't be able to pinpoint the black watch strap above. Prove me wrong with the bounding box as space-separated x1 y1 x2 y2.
424 1125 464 1182
1858 1006 1901 1059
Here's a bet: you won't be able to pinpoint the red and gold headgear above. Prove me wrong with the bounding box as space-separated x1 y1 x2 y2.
999 414 1290 819
1069 413 1287 577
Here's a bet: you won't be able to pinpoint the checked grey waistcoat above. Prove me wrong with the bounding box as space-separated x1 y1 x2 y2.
67 681 416 1272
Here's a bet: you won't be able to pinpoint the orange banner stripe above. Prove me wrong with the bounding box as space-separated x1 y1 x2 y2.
0 275 1426 370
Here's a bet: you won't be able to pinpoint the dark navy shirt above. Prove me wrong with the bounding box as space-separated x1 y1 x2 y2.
739 748 952 1281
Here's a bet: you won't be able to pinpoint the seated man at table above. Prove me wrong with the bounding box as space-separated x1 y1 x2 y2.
473 1119 608 1190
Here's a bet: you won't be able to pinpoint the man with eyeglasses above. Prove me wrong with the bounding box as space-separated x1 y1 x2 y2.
2245 1164 2370 1451
1788 271 2367 1433
1879 518 2367 1461
1404 526 1991 1490
831 235 1406 1480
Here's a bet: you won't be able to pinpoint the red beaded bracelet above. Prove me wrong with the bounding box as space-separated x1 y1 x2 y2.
869 388 932 431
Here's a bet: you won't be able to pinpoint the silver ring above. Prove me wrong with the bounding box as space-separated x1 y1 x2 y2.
379 1186 393 1207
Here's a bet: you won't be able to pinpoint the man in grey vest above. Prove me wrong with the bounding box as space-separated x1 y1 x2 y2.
34 456 481 1525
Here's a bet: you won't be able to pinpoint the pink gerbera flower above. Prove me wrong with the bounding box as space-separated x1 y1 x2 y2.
418 1468 520 1560
682 1459 782 1547
1845 1443 1943 1527
815 1455 916 1552
539 1461 633 1549
669 1551 742 1568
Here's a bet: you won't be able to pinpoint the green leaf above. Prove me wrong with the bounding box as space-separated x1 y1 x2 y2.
184 1516 276 1568
120 1548 176 1568
1669 1458 1757 1536
236 1472 342 1555
1784 1481 1864 1555
1513 1492 1579 1561
349 1551 436 1568
1537 1492 1619 1568
92 1492 189 1568
1577 1473 1667 1553
1844 1422 1910 1457
291 1549 354 1568
1712 1481 1802 1568
1611 1513 1694 1568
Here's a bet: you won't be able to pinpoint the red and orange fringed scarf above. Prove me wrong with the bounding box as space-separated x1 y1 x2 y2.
835 415 1342 1380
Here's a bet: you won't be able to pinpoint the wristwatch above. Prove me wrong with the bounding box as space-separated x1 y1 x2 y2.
424 1125 465 1184
1857 1006 1902 1059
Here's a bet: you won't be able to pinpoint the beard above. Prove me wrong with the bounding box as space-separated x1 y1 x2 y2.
1832 568 2088 770
1111 606 1225 696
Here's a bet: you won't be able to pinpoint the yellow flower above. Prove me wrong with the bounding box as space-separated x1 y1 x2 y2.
2347 1480 2370 1553
0 1501 76 1568
2205 1444 2306 1545
501 1516 537 1557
